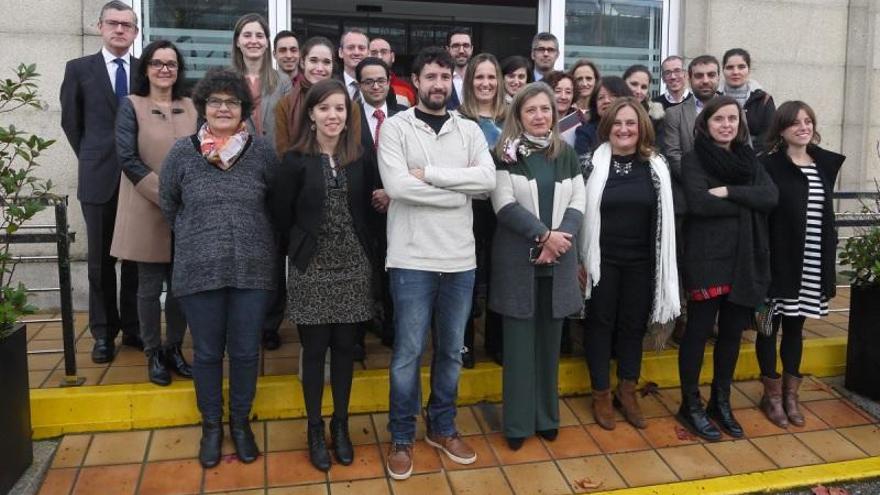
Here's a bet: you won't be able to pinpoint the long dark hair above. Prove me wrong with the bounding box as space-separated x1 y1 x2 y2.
694 95 750 148
589 76 632 123
133 40 187 100
291 79 362 166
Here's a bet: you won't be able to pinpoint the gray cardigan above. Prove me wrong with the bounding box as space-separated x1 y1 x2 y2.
246 69 292 150
489 146 586 319
159 134 279 297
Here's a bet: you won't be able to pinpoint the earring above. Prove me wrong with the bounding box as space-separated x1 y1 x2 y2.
310 122 316 131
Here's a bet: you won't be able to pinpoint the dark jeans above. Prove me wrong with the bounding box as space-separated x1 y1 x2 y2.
136 262 186 352
583 260 653 391
679 295 753 396
755 314 806 378
178 287 272 422
81 198 138 340
298 323 358 425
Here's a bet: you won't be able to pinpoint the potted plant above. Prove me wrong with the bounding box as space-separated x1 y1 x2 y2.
0 63 54 495
839 177 880 400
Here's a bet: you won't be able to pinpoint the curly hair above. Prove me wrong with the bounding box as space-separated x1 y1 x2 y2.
191 67 253 122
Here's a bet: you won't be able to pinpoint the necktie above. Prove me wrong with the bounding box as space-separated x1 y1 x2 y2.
350 81 362 104
373 108 386 149
113 58 128 103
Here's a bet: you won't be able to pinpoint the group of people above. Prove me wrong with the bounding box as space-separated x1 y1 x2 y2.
59 0 846 481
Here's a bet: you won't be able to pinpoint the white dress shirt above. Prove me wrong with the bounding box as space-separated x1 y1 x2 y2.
452 71 464 103
102 47 132 93
362 100 389 145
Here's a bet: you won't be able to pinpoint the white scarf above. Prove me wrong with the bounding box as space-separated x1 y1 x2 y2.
580 142 680 324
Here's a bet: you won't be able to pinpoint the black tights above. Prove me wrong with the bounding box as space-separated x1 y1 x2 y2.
298 323 358 425
755 315 806 378
678 296 752 395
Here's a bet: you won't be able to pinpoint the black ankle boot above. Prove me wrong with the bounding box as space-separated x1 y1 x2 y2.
147 349 171 386
308 421 331 472
163 344 192 378
199 420 223 468
675 390 721 442
229 416 259 463
707 386 744 438
330 416 354 465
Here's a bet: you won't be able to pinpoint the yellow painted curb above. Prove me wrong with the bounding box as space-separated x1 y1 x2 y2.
30 336 848 439
586 455 880 494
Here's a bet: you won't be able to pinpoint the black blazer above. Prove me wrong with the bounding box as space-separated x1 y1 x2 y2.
272 150 380 273
763 146 845 299
358 100 404 152
60 51 140 204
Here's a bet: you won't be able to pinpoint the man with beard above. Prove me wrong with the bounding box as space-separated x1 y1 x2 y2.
445 29 473 109
378 47 495 481
530 32 559 81
663 54 721 175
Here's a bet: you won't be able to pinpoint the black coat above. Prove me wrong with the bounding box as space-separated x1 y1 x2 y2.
742 89 776 155
762 146 845 299
681 150 779 307
272 150 381 273
60 52 141 204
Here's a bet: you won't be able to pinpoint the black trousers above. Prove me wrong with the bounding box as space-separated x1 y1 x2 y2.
755 314 806 378
262 252 287 336
81 198 138 341
466 198 501 355
678 295 753 395
298 323 358 425
583 259 653 391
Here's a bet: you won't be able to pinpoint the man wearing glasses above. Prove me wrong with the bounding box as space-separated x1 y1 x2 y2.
60 0 142 364
653 55 693 110
445 30 474 109
531 32 559 81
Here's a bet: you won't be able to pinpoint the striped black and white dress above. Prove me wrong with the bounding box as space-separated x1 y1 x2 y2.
770 164 829 318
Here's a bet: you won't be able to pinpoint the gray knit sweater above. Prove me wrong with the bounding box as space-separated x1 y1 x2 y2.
159 135 279 297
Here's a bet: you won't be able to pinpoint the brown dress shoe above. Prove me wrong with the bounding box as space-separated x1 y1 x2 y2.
426 432 476 464
615 380 646 429
783 373 805 427
759 375 788 428
592 388 616 430
386 443 413 480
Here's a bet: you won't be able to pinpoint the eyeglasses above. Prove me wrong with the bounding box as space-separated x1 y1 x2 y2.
533 46 557 54
148 60 179 71
102 20 136 31
206 97 242 109
662 68 684 78
449 43 472 51
360 78 389 87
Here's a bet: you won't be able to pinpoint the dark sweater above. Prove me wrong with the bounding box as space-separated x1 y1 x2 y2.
159 135 279 297
680 150 778 307
600 155 656 263
763 146 845 299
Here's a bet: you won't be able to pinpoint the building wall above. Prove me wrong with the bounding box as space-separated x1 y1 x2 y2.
2 0 878 312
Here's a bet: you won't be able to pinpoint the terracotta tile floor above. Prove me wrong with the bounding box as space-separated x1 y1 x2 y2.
25 286 852 389
34 375 879 495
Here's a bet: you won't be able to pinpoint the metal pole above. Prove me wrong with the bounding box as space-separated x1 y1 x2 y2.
55 199 83 386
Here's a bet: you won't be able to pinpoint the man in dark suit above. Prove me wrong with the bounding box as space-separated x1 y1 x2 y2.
445 30 473 110
60 0 142 363
355 57 403 348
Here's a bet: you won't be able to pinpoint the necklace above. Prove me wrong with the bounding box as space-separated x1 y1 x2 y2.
612 158 632 176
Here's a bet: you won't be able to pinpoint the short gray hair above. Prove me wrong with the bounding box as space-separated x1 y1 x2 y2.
531 32 558 51
100 1 138 25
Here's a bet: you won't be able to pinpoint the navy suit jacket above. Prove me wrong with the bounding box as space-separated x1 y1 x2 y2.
60 51 140 204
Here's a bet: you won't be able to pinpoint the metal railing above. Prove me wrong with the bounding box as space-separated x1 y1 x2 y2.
1 196 81 386
830 191 880 313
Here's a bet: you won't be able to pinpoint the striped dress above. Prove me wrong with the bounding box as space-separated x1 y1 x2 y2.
770 164 829 318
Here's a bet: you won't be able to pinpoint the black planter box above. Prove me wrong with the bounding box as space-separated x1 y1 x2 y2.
845 286 880 400
0 323 32 495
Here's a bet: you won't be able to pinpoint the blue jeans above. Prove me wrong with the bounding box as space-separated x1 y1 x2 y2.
178 287 272 422
388 268 475 444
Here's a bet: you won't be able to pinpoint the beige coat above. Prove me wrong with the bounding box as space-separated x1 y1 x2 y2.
111 95 197 262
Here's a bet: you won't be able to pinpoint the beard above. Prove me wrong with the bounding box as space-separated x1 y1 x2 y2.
418 89 449 111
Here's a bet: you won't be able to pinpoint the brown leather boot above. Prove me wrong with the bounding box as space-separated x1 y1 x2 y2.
614 380 647 429
759 375 788 428
592 388 616 430
783 373 805 427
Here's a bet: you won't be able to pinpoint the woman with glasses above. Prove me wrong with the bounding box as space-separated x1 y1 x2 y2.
273 79 377 472
113 40 197 386
160 67 279 468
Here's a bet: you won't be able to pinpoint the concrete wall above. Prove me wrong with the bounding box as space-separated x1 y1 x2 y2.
2 0 878 312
